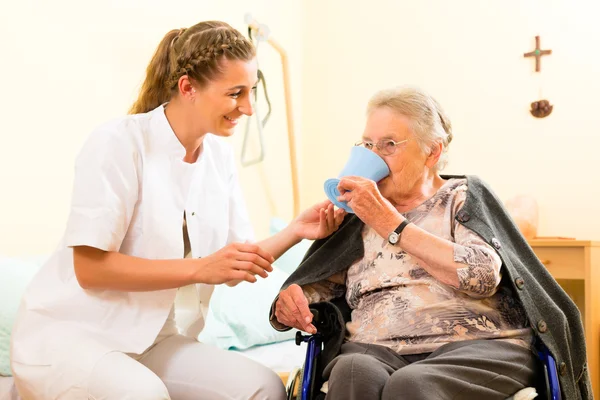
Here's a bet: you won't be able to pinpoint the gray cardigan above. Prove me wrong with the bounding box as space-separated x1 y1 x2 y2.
272 175 592 400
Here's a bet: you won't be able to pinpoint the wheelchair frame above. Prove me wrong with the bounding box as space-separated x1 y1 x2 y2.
288 310 561 400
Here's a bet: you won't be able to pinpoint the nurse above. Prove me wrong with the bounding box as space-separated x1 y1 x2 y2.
10 20 344 399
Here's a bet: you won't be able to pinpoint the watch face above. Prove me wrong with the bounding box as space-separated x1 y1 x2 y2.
388 232 399 244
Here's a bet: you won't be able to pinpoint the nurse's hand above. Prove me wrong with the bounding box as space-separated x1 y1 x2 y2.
274 284 316 333
292 200 346 241
196 243 274 285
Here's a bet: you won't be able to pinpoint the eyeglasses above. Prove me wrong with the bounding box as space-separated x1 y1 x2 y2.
354 139 408 156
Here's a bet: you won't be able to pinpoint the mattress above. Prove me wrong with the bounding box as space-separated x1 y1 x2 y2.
235 339 306 373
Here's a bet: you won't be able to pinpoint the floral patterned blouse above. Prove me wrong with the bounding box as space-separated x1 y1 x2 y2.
303 179 532 355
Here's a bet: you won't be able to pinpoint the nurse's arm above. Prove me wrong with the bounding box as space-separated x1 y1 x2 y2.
222 233 296 287
255 224 302 261
73 244 273 291
255 200 345 261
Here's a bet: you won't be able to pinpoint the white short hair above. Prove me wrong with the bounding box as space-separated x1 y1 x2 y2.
367 86 453 171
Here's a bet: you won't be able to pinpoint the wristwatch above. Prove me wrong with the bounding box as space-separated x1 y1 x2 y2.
388 220 411 245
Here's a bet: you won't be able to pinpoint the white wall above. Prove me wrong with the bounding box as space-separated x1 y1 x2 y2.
300 0 600 240
2 0 599 257
0 0 303 255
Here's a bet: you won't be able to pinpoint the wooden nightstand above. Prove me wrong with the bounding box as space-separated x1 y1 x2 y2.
528 239 600 398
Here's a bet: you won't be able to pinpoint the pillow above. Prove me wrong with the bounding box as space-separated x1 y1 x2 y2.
198 266 297 350
269 217 312 275
0 256 46 376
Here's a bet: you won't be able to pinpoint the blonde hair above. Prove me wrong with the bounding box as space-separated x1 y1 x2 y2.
129 21 255 114
367 86 453 171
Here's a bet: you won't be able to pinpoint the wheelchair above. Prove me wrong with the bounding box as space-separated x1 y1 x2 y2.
286 306 562 400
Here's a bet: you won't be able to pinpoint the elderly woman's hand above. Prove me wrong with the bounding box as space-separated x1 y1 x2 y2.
275 284 317 334
337 176 401 235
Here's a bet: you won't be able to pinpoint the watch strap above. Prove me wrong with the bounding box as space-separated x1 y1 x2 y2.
394 219 411 235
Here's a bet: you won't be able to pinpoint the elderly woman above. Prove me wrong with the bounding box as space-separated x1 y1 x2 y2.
270 87 590 400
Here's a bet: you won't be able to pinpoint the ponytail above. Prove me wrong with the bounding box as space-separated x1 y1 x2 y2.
129 29 183 114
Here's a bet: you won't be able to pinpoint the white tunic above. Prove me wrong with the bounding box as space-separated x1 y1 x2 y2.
10 105 254 392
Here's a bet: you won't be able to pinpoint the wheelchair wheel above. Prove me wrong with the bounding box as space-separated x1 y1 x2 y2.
286 367 302 400
294 365 305 400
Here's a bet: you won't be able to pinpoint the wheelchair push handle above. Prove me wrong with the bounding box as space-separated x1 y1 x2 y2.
309 308 320 323
295 309 321 345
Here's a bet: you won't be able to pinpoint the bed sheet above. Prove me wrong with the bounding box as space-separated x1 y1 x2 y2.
235 339 305 373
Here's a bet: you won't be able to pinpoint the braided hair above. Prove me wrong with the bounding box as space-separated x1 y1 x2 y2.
129 21 255 114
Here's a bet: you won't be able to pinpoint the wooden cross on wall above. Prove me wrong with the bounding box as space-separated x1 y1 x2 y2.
524 36 552 72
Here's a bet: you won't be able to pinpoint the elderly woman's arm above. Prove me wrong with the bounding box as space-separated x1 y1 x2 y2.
336 177 502 298
378 195 503 298
366 192 503 298
397 221 502 297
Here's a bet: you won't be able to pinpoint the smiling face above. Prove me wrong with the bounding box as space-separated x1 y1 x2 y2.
190 57 258 137
362 107 432 199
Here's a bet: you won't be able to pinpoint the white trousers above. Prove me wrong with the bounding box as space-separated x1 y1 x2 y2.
13 334 286 400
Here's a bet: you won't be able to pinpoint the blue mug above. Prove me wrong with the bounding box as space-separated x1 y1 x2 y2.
324 146 390 213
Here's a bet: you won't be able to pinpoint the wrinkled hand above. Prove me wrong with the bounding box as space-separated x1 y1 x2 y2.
291 200 346 241
337 176 398 229
196 243 274 286
275 284 317 333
